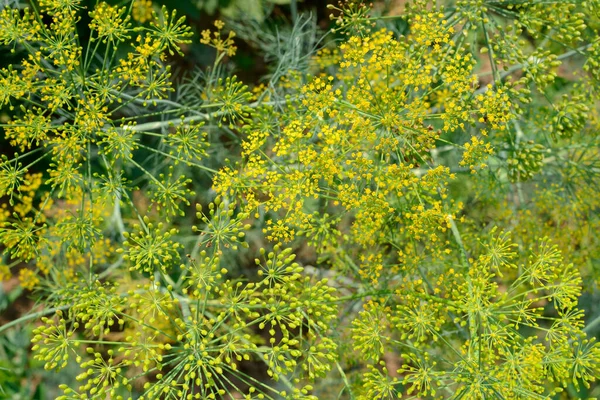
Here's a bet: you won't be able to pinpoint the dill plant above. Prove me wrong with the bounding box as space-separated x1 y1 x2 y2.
0 0 599 399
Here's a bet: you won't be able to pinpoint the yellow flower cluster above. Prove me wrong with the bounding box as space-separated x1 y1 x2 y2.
0 1 599 399
18 268 40 290
89 2 131 44
411 11 453 49
200 20 237 57
460 135 494 173
132 0 154 23
475 84 513 131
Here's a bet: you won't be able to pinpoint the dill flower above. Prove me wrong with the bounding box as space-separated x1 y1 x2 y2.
89 2 131 44
1 1 600 399
119 218 182 276
132 0 154 23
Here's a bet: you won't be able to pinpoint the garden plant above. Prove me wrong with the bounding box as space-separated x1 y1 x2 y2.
0 0 600 398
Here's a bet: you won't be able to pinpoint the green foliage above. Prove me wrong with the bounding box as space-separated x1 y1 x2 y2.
1 0 600 399
196 0 292 22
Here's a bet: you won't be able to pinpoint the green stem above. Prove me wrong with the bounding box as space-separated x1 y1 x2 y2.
583 312 600 334
475 43 592 93
335 361 355 400
136 142 218 174
290 0 298 22
0 305 70 335
448 214 472 282
481 15 500 84
97 257 124 280
128 158 166 189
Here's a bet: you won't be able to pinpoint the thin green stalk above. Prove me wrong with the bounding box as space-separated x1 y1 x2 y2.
0 305 71 335
136 142 218 174
448 214 469 268
583 312 600 334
